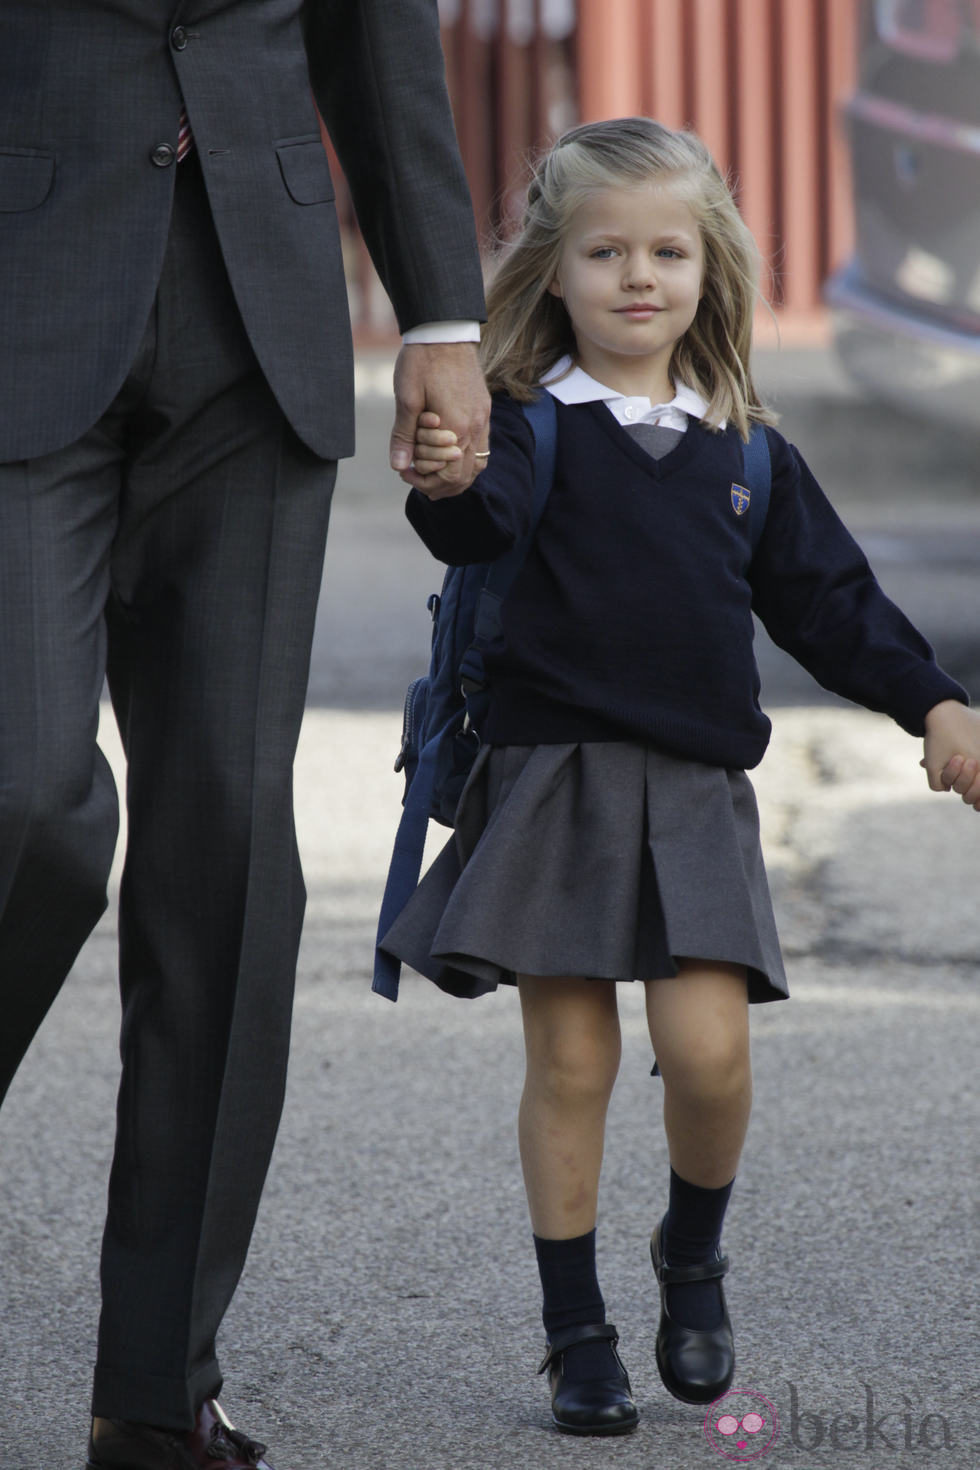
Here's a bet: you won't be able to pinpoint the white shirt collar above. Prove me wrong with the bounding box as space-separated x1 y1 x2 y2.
541 355 714 431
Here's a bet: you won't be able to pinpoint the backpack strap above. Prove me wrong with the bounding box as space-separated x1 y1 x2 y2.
373 391 558 1002
742 422 771 555
373 726 440 999
481 389 557 601
464 391 556 668
522 389 559 530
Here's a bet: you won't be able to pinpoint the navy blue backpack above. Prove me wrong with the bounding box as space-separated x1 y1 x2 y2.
373 398 771 1000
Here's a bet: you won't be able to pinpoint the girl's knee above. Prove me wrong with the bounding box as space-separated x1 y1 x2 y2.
646 962 750 1098
662 1027 751 1106
532 1038 620 1106
521 981 622 1104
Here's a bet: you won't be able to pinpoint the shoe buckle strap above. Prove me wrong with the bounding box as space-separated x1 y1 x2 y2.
657 1253 730 1286
537 1321 619 1373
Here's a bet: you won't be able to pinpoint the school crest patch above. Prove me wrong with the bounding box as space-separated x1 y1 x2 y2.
731 482 751 517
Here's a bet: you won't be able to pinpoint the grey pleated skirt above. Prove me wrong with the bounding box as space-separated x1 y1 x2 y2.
379 741 788 1003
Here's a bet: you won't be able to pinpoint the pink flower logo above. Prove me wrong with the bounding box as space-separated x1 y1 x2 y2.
704 1390 780 1461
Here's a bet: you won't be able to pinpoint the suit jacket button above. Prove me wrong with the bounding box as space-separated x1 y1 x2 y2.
151 143 176 167
172 26 188 49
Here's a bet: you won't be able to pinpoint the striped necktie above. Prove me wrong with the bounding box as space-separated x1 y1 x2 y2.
177 108 194 162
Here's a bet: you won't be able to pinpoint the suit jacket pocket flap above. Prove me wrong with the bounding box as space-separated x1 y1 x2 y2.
0 150 55 212
276 138 335 205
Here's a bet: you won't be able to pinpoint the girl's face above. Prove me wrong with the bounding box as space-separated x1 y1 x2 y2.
547 180 704 400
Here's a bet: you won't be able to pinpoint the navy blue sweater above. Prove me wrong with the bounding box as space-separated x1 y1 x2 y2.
406 394 966 770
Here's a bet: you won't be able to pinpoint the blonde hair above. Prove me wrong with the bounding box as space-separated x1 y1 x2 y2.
481 117 776 439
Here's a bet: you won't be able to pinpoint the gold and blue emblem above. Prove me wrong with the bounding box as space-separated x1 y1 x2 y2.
730 482 751 517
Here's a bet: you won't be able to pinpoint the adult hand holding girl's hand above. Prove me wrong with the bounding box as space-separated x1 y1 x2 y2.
389 342 490 497
922 700 980 809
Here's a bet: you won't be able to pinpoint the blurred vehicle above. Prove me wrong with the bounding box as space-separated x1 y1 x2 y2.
825 0 980 432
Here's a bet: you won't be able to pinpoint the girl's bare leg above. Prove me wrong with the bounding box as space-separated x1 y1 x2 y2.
644 959 751 1186
517 975 621 1237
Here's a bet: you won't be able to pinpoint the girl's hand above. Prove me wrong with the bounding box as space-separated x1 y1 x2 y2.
921 700 980 810
409 411 463 489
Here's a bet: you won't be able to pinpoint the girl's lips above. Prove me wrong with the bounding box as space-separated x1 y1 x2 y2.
617 305 662 316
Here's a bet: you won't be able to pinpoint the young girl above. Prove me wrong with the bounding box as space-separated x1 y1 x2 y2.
378 117 980 1436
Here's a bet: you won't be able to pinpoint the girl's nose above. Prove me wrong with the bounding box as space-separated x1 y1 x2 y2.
623 255 655 290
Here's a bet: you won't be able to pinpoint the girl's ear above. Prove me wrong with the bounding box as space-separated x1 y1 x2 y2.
546 277 563 298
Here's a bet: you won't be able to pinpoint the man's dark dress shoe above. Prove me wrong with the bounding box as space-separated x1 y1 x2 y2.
650 1217 735 1404
87 1398 275 1469
537 1322 639 1436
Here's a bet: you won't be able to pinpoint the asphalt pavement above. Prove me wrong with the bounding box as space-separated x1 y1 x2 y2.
1 347 978 1470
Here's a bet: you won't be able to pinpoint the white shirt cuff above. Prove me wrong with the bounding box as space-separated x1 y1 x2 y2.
402 320 482 344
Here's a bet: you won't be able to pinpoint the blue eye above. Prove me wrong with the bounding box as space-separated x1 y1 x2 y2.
590 246 617 259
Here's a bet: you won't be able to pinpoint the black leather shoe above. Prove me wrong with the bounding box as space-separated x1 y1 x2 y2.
537 1322 639 1436
650 1218 735 1404
87 1399 274 1468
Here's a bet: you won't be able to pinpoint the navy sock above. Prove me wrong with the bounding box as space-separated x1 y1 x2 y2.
533 1230 617 1382
661 1169 734 1330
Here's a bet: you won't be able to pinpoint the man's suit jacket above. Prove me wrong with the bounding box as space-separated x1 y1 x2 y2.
0 0 486 463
